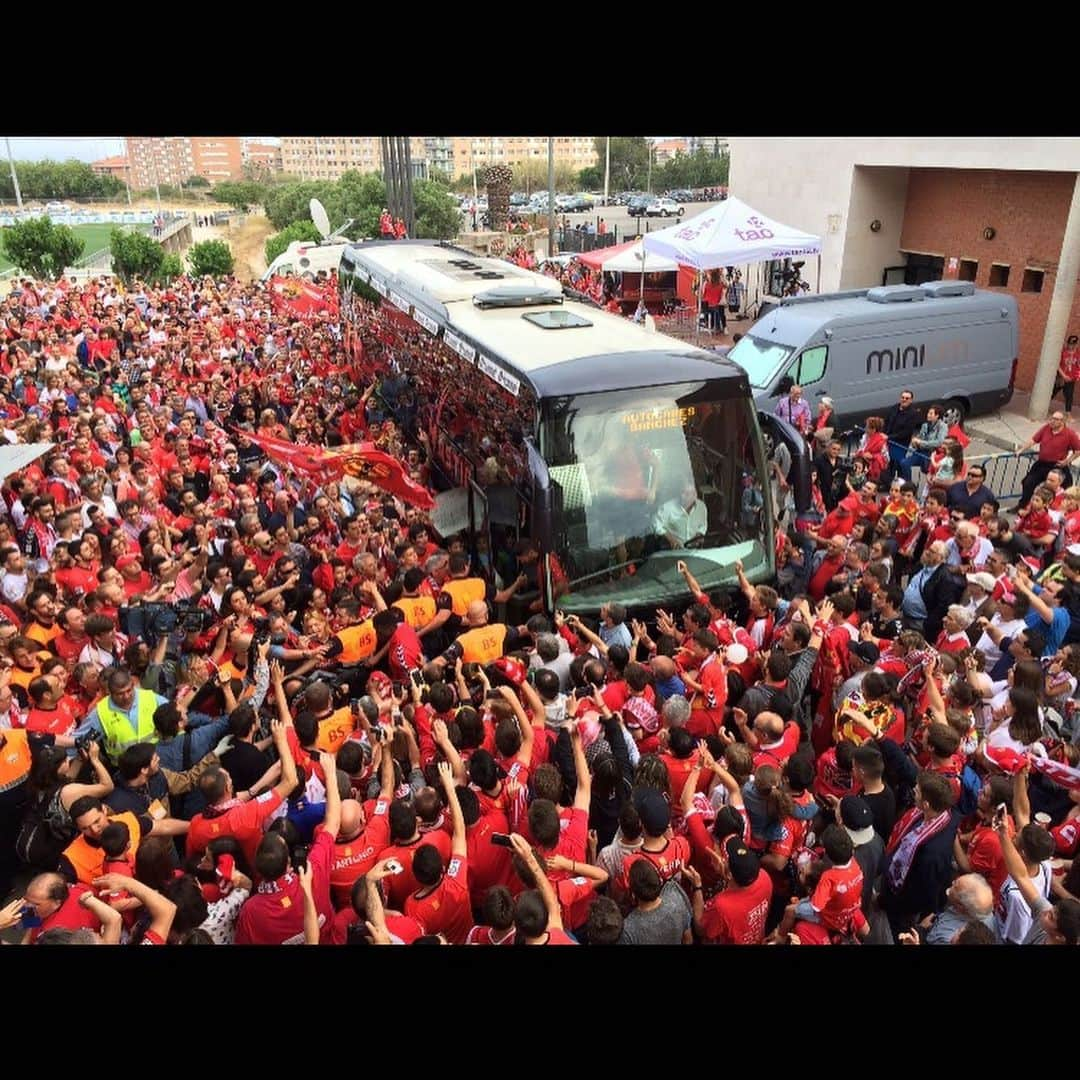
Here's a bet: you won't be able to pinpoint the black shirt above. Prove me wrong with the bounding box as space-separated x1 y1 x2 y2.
861 785 897 843
884 404 921 447
220 741 273 793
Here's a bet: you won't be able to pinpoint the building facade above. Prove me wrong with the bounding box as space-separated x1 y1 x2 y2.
448 137 598 180
126 137 244 188
90 155 130 184
729 138 1080 392
242 141 284 176
653 139 689 164
279 137 428 180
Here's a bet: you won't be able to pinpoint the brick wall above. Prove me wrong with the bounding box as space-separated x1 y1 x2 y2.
900 168 1080 391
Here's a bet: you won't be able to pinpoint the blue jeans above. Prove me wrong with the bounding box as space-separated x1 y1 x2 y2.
898 448 929 482
886 442 908 481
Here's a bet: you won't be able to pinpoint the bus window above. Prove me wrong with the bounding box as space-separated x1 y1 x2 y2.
541 381 770 611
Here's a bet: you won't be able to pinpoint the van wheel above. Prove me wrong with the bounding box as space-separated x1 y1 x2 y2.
941 399 967 428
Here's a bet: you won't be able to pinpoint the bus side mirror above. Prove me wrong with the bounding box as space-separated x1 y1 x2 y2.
758 412 812 513
774 374 794 397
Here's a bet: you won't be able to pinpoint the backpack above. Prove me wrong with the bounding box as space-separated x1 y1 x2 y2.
15 786 76 869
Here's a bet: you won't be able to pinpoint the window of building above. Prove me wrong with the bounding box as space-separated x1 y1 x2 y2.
958 259 978 282
988 263 1010 288
1022 268 1044 293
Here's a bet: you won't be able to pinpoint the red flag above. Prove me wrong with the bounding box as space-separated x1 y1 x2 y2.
232 428 340 480
326 442 436 510
269 276 330 319
948 423 970 449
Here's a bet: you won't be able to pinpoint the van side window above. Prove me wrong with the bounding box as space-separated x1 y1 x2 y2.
795 345 828 386
277 264 294 276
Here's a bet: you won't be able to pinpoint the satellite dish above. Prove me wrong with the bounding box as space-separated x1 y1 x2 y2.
310 198 331 240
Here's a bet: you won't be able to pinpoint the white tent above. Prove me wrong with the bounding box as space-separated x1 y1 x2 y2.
642 196 821 270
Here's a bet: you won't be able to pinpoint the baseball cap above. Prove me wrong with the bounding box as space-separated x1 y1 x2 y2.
367 671 393 693
633 789 671 837
115 554 141 571
488 656 526 688
840 796 875 846
966 572 996 592
724 837 761 887
724 642 749 666
849 641 880 665
622 695 659 735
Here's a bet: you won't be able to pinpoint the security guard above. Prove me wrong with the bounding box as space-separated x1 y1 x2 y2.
71 667 166 764
438 600 530 667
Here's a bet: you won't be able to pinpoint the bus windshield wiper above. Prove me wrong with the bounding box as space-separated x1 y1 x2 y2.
565 556 647 591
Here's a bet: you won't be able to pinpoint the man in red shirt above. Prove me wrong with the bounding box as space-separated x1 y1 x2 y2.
808 536 848 602
695 841 773 944
682 629 727 738
187 718 298 868
24 674 80 745
116 553 153 600
21 873 106 944
380 794 453 910
53 608 92 663
404 762 472 943
613 789 690 904
954 775 1014 904
234 744 341 945
457 784 515 910
329 748 395 909
1017 409 1080 505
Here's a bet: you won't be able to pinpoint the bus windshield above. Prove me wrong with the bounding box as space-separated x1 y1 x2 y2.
727 334 794 389
541 382 771 613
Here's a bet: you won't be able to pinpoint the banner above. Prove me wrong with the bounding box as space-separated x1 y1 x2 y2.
269 276 332 319
235 427 435 509
1030 756 1080 793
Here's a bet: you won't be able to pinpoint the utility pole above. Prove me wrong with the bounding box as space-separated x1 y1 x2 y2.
547 137 555 257
5 138 23 211
603 136 610 207
646 140 653 194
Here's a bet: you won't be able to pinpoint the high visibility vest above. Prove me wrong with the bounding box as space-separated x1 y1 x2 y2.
62 810 143 886
394 594 436 629
335 620 377 663
0 729 32 795
456 624 509 665
316 706 357 754
95 690 159 761
442 577 487 618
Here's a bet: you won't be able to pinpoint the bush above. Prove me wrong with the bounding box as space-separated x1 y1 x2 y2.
109 230 163 285
265 220 322 265
188 239 234 277
1 217 84 279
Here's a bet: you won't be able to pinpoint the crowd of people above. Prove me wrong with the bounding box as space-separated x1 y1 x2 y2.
0 263 1078 949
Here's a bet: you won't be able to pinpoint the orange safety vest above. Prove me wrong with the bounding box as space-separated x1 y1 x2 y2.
335 619 378 663
315 706 357 754
0 729 32 795
393 594 436 630
442 577 487 618
62 810 143 886
456 624 509 665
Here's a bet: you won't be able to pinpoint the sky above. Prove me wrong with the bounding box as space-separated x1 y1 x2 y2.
0 137 281 163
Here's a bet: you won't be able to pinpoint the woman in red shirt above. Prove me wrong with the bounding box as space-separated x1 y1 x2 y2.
1056 334 1080 416
702 271 727 334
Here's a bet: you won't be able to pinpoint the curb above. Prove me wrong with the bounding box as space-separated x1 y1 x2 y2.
965 425 1021 453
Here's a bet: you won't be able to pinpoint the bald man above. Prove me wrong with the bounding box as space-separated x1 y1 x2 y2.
437 600 530 666
922 873 998 944
20 872 113 945
328 748 395 909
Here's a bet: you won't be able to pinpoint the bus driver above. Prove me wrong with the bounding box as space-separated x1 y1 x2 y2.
654 480 707 549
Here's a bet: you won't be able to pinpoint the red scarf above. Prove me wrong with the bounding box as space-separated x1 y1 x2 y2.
885 807 951 891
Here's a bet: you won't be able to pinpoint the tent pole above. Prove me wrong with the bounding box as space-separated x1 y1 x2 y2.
817 253 822 294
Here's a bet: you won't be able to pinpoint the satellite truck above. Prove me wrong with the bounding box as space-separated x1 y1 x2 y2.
261 198 354 281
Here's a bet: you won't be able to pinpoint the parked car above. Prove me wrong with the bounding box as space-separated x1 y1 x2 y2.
645 197 685 218
44 201 70 215
666 189 695 203
510 192 529 206
627 195 658 217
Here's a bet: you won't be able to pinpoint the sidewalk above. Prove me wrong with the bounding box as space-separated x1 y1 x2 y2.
965 390 1049 453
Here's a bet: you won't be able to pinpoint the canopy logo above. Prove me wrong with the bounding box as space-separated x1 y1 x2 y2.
735 216 774 241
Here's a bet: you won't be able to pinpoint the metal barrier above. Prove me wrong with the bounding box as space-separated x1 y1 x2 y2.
553 229 619 254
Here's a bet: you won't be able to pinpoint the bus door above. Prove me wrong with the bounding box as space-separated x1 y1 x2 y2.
468 480 494 584
758 412 811 512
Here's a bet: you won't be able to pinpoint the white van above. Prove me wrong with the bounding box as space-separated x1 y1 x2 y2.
727 281 1019 428
262 240 350 282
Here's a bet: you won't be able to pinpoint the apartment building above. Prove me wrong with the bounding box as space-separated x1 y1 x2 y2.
126 137 244 188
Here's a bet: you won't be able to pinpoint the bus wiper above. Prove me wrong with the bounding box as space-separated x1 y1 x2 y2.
566 556 647 590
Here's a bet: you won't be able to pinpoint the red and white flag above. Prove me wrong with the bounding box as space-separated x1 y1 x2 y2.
1030 756 1080 793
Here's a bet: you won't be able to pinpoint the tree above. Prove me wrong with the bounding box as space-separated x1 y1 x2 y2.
265 220 322 265
214 180 265 210
0 158 123 201
1 217 84 279
263 180 339 230
110 229 163 285
157 252 184 284
413 179 460 240
577 165 603 191
185 176 211 188
593 137 651 190
188 239 234 277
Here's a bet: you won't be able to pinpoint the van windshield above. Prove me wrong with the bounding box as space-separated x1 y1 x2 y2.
727 334 794 389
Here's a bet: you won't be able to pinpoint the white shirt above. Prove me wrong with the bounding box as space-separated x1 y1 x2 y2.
1 570 28 605
996 861 1052 944
654 498 708 546
974 615 1025 667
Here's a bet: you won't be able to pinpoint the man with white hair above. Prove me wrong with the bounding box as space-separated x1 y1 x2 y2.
944 520 993 576
961 571 997 627
661 695 691 731
936 604 974 653
902 541 958 642
921 872 999 944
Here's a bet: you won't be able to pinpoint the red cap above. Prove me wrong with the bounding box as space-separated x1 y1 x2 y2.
984 745 1028 775
489 656 526 688
115 554 141 571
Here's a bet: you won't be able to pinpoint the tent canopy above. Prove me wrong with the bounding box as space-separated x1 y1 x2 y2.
0 442 53 483
577 239 679 274
642 196 821 271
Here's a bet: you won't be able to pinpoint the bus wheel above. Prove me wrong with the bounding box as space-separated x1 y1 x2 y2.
941 398 967 428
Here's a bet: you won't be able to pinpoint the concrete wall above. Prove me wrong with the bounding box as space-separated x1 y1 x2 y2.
839 166 910 289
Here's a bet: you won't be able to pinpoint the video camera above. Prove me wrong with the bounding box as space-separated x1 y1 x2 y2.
118 600 215 644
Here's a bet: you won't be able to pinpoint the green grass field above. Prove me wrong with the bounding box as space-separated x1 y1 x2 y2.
0 222 151 273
